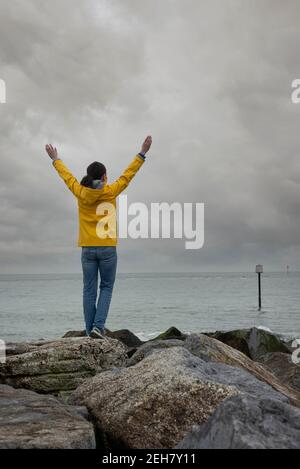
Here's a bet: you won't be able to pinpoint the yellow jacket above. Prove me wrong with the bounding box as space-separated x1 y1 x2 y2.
53 154 145 246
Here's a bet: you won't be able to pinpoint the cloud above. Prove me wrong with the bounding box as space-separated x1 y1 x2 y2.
1 0 300 273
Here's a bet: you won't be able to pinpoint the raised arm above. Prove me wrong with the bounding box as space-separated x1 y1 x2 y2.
108 136 152 197
45 144 82 198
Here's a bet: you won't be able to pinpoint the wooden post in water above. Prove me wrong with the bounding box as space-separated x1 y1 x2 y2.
255 264 263 311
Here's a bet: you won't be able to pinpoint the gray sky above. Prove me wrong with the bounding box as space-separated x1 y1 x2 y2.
1 0 300 273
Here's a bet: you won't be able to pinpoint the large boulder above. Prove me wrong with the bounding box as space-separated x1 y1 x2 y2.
127 339 184 367
185 334 300 406
258 352 300 392
0 384 96 449
0 337 127 397
176 394 300 449
69 346 289 449
207 327 290 360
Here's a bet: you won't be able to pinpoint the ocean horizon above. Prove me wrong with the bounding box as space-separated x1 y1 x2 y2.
1 271 299 343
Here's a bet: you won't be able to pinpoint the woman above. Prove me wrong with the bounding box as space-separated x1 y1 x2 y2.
45 136 152 338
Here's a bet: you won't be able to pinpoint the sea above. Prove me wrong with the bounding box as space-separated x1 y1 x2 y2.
0 272 299 343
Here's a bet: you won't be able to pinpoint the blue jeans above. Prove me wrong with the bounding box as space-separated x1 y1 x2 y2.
81 246 117 335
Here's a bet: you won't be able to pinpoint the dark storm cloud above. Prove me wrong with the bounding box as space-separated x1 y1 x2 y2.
1 0 300 273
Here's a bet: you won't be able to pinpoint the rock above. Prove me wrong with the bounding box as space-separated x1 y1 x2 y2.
105 329 144 348
70 347 237 448
176 394 300 449
0 384 96 449
62 329 143 360
151 326 186 341
6 342 41 356
126 347 139 359
5 339 64 356
207 327 291 360
0 337 127 397
258 352 300 391
63 328 144 349
62 330 86 338
206 329 251 357
185 334 300 406
70 346 291 449
248 327 290 360
127 339 184 367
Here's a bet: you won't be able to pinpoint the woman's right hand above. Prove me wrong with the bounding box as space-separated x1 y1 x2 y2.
140 135 152 154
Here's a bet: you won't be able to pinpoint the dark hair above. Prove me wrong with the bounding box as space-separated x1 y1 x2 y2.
80 161 106 188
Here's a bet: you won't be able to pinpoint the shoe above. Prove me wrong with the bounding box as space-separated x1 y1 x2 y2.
90 327 105 339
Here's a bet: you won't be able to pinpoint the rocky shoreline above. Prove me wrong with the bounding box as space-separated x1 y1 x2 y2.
0 326 299 449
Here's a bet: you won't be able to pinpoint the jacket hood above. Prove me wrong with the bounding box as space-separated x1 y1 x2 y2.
80 180 108 205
